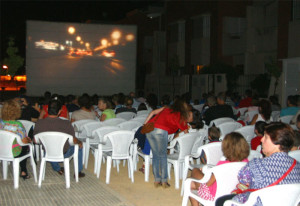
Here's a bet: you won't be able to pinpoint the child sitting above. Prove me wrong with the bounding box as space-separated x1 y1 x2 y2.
200 126 220 164
250 121 267 151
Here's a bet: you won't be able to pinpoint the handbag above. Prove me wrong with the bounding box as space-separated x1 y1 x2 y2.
232 159 296 194
140 110 162 135
140 122 155 134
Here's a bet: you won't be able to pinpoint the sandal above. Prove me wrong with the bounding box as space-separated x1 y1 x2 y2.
20 172 30 180
57 167 64 175
162 182 171 189
154 182 162 188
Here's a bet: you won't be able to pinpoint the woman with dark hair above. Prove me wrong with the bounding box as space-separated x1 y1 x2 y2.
250 99 272 125
216 122 300 205
189 132 249 205
39 94 69 119
0 99 32 179
143 98 190 188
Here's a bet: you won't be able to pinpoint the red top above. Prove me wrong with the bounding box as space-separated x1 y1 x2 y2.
238 97 252 108
149 108 188 134
251 135 263 150
42 105 69 119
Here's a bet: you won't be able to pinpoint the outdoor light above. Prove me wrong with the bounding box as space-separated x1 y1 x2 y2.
68 26 75 34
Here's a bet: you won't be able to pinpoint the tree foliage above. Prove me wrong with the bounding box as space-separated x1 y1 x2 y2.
2 37 24 76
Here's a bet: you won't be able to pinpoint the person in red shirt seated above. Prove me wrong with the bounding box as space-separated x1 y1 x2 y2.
238 89 253 108
251 121 267 150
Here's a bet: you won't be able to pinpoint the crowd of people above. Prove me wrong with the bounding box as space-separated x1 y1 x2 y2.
0 89 300 205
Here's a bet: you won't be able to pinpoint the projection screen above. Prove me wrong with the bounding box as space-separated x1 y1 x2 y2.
26 20 136 96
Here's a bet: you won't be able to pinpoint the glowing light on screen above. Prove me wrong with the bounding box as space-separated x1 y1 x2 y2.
113 40 119 45
35 41 59 50
85 42 90 48
60 45 65 50
76 36 81 41
126 34 134 41
101 50 115 57
80 41 84 44
111 30 121 39
68 26 75 34
101 39 108 47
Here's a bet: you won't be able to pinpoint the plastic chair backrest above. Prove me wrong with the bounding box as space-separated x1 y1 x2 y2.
176 132 199 160
245 110 259 122
218 121 242 140
102 118 126 126
131 116 147 123
213 162 247 199
271 111 280 122
72 119 97 132
279 115 294 124
0 131 18 159
209 117 235 127
193 104 204 112
248 150 263 161
34 132 72 160
18 120 35 136
224 183 300 206
105 130 134 158
136 110 150 116
118 121 142 131
92 126 120 147
116 112 137 120
190 130 206 157
81 121 103 137
198 142 223 165
288 150 300 162
238 107 248 116
235 125 255 143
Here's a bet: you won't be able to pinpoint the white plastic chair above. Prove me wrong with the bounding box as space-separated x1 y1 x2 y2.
193 104 204 112
116 112 136 121
181 142 223 195
248 150 263 160
132 116 147 124
136 110 150 116
72 119 97 165
218 121 242 140
18 120 40 161
91 126 120 177
34 132 79 188
238 107 248 117
224 183 300 206
235 125 255 144
167 132 200 189
288 150 300 162
182 162 247 206
244 110 259 123
279 115 294 124
0 131 37 189
81 121 103 169
209 117 235 127
103 130 135 184
102 118 126 126
271 111 280 122
118 120 142 131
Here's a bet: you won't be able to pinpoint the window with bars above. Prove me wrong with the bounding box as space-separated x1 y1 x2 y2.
293 0 300 20
193 15 211 39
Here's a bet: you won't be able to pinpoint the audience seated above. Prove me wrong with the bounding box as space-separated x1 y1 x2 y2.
200 95 216 117
19 95 40 123
115 96 137 114
112 93 125 111
216 122 300 205
250 121 267 151
39 94 69 119
66 94 80 112
249 99 272 125
97 97 116 121
203 92 235 126
189 132 249 205
238 89 253 108
33 99 85 177
269 95 281 112
71 94 96 122
291 130 300 151
200 126 221 164
0 99 33 180
137 103 148 111
280 95 300 117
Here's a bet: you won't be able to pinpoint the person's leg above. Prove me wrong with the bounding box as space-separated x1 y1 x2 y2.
215 194 236 206
17 146 29 176
189 168 204 206
157 129 168 183
64 146 83 173
146 129 165 183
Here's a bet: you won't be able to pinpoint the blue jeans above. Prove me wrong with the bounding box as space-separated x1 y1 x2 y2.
51 146 83 173
146 128 168 182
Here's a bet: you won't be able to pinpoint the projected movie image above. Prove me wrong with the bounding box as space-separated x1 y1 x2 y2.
26 20 137 96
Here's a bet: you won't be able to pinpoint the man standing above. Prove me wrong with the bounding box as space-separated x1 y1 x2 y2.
34 99 85 177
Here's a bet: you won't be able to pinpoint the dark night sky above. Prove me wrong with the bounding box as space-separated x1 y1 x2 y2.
0 0 161 72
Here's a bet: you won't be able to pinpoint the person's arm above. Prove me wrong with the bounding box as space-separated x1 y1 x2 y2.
38 109 45 119
143 107 165 124
249 114 258 125
73 137 83 148
100 113 107 121
205 174 216 187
